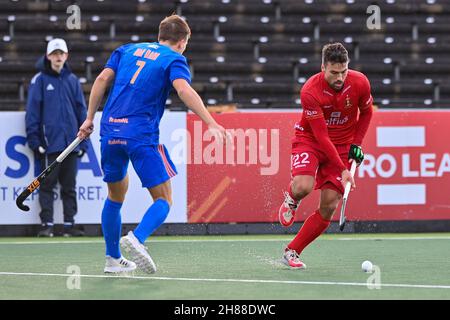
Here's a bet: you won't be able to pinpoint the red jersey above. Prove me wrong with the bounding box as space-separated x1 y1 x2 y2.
295 69 373 145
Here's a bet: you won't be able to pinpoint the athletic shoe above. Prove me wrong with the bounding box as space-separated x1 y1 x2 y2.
120 231 157 274
278 191 300 227
282 249 306 269
104 256 137 273
37 225 54 237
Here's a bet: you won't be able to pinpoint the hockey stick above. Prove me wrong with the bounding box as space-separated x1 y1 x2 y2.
339 160 357 231
16 137 83 212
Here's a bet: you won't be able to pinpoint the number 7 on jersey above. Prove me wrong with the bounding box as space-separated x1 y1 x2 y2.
130 60 146 84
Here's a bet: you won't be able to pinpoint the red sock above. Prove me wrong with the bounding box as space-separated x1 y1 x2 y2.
287 210 331 255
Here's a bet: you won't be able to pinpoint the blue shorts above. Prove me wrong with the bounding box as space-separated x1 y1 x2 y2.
100 137 177 188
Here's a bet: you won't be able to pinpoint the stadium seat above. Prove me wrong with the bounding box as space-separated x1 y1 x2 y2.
2 0 450 109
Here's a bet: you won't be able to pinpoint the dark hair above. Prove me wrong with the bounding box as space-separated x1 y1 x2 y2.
322 42 349 65
158 14 191 44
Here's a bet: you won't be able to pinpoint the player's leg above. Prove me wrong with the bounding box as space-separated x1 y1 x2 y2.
280 155 318 268
100 138 136 273
284 186 340 263
283 147 348 269
131 143 175 243
281 145 329 268
103 175 129 258
319 186 342 221
279 147 319 227
279 175 315 227
107 173 129 203
134 179 172 243
103 176 136 273
316 144 349 222
120 180 171 274
120 143 176 273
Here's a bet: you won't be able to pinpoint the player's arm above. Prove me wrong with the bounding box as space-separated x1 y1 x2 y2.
173 78 227 142
308 118 347 173
353 76 373 145
350 76 374 165
301 92 355 188
173 79 214 124
74 78 89 154
78 46 122 140
77 68 115 139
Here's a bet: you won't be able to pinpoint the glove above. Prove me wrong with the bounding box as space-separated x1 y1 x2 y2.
77 149 86 158
348 144 364 165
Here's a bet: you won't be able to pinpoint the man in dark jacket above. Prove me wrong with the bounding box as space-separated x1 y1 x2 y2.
25 38 88 237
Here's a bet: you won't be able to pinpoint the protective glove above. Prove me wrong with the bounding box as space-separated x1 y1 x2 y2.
348 144 364 165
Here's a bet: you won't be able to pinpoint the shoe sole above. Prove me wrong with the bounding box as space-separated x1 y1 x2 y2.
278 209 295 228
104 266 137 273
120 237 157 274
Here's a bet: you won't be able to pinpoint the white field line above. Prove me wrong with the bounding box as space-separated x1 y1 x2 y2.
0 271 449 290
0 236 449 245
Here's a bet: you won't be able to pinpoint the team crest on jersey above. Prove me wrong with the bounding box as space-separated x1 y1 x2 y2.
345 95 353 109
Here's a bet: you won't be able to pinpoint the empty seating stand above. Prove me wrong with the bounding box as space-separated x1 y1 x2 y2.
1 0 450 110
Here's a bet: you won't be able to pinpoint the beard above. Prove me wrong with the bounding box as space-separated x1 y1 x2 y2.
332 81 344 90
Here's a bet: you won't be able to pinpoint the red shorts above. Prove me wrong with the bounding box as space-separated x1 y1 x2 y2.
291 139 351 194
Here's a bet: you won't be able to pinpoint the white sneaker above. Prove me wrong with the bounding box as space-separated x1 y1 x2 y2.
120 231 157 274
281 249 307 269
104 256 137 273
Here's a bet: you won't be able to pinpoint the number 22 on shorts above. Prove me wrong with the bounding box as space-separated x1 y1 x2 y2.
130 60 146 84
292 152 310 169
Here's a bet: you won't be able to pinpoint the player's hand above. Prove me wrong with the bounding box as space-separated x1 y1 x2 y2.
207 122 230 144
348 144 364 165
341 169 356 190
78 119 94 140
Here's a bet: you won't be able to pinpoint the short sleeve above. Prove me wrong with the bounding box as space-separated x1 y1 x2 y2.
169 58 191 84
358 75 373 110
300 92 324 121
105 47 122 72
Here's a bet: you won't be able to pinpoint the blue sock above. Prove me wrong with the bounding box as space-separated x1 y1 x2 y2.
133 199 170 244
101 198 122 259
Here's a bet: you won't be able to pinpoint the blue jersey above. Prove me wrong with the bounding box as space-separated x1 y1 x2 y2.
100 42 191 144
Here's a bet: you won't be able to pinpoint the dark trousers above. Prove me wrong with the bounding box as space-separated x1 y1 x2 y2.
39 152 78 225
